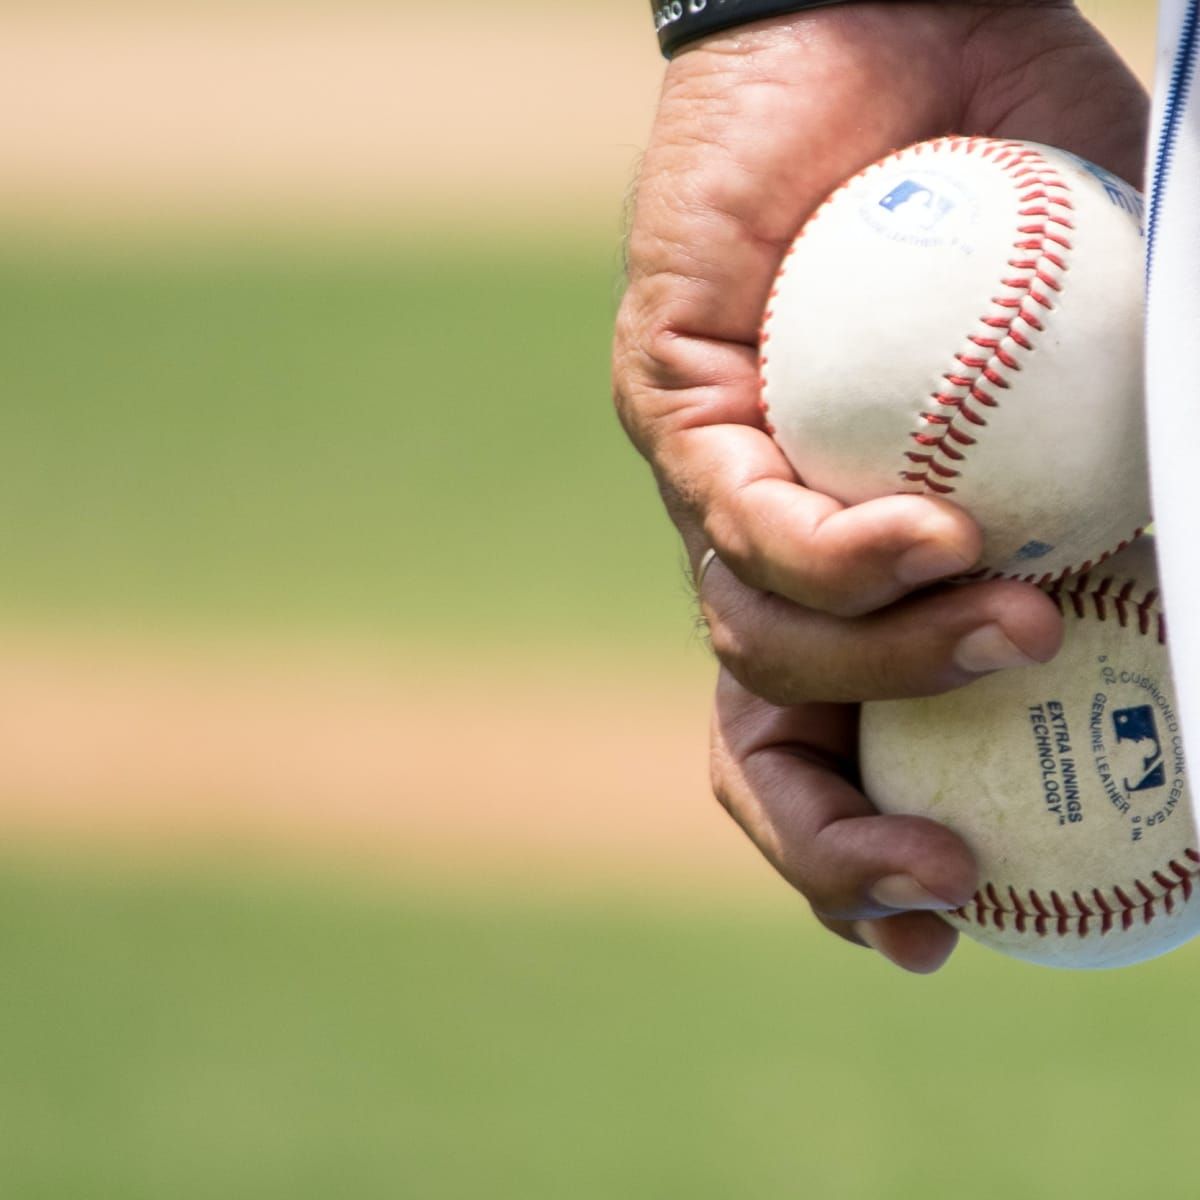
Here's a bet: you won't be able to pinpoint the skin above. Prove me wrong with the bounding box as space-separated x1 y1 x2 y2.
613 1 1149 972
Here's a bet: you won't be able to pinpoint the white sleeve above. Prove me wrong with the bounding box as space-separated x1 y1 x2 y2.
1145 0 1200 815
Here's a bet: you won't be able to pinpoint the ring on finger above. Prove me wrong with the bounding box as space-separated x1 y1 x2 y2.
695 547 721 592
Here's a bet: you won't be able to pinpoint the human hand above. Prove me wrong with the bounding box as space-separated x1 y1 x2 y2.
614 1 1149 970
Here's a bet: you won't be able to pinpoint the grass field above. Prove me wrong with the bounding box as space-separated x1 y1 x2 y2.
0 855 1193 1199
0 243 693 647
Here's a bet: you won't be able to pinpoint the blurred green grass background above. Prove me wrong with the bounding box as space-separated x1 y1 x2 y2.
2 856 1196 1200
0 242 692 647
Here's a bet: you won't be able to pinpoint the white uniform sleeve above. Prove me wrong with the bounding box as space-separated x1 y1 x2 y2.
1146 0 1200 829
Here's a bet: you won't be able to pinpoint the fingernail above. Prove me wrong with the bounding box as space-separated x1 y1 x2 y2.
895 541 973 586
852 919 886 954
953 623 1039 674
869 874 959 912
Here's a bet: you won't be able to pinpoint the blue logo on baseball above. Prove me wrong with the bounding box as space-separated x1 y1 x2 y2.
878 180 956 231
1113 705 1166 792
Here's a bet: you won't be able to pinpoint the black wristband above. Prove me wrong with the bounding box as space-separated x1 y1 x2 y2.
652 0 851 59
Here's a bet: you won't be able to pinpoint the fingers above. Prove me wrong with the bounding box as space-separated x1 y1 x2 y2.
682 423 985 616
702 560 1063 706
615 351 985 615
710 674 979 972
825 913 961 976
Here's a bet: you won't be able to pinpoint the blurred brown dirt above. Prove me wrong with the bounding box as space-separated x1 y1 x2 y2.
0 5 663 235
0 635 770 889
0 3 1152 236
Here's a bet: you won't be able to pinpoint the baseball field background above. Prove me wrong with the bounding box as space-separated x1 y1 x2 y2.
0 3 1185 1196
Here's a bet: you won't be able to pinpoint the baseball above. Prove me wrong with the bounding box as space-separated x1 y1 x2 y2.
860 537 1199 969
759 136 1149 582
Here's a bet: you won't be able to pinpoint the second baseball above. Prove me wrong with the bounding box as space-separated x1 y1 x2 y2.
859 538 1198 969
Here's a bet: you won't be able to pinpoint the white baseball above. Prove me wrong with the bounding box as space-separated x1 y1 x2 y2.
759 137 1149 582
860 537 1199 969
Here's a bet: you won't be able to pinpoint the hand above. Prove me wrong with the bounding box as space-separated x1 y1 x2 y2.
614 1 1148 970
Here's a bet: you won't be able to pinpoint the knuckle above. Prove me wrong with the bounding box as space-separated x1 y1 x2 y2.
702 501 761 585
706 484 872 616
610 305 655 449
615 283 696 390
705 607 754 679
708 591 818 706
612 295 717 461
789 530 886 618
707 716 754 829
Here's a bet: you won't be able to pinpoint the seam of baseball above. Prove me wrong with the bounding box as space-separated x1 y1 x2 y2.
1043 562 1167 644
954 849 1200 939
898 138 1073 501
960 526 1148 589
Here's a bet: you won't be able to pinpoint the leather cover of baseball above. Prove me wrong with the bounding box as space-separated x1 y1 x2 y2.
860 537 1200 969
760 137 1149 582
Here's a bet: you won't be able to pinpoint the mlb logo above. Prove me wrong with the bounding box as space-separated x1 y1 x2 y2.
1113 705 1166 792
877 180 955 231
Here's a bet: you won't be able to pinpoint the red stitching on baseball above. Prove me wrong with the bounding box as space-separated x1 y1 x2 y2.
911 437 966 461
901 473 956 493
953 851 1200 939
1042 555 1162 642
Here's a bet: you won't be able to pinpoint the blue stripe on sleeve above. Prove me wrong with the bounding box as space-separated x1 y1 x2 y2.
1148 0 1200 281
